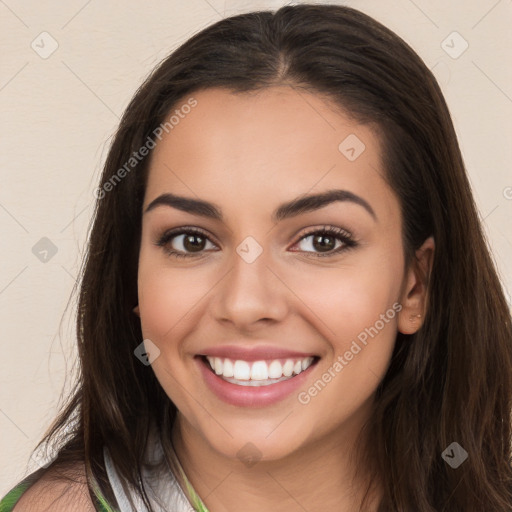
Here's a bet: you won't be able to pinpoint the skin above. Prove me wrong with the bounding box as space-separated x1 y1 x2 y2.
133 86 434 512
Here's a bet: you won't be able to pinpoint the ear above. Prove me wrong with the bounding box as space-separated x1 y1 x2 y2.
133 304 140 317
397 236 435 335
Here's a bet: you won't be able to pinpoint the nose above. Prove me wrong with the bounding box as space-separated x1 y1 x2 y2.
211 244 289 331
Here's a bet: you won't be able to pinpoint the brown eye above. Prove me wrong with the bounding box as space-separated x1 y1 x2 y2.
291 226 357 257
311 233 337 252
156 228 217 259
181 233 207 252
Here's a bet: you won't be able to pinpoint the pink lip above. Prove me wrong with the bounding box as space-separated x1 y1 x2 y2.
199 345 317 362
196 356 318 407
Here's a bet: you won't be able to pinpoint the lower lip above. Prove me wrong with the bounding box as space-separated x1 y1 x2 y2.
197 356 318 407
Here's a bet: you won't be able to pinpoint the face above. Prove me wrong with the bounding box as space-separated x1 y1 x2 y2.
135 86 431 464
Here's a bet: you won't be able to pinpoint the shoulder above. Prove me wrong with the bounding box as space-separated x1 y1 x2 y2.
7 462 97 512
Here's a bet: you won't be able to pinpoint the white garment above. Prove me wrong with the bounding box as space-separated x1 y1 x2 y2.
103 432 196 512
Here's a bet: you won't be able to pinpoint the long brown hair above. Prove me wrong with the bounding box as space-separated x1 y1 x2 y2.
31 4 512 511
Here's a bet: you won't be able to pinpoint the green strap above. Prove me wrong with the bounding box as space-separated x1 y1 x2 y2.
174 461 210 512
90 476 120 512
0 480 33 512
180 470 210 512
0 471 117 512
1 466 209 512
90 465 210 512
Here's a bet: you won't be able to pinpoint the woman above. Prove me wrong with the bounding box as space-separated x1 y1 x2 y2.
2 4 511 511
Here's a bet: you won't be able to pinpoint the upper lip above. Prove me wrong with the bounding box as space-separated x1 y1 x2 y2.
198 345 318 362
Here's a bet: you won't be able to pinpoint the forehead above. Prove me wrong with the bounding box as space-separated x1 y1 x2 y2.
144 86 397 223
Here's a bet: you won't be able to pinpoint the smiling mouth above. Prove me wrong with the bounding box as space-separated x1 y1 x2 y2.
200 355 320 387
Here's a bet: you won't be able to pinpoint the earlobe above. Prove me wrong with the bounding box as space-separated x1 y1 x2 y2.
133 305 140 317
397 236 435 335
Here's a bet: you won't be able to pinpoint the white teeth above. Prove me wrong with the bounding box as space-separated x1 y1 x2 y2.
204 355 316 385
223 358 234 378
250 361 268 380
302 356 314 371
233 360 251 380
268 360 282 379
222 375 290 386
283 360 294 377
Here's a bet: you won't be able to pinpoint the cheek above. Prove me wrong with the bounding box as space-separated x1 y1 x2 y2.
290 274 400 431
284 249 402 397
296 252 402 404
136 255 208 412
137 252 212 342
333 275 400 345
286 255 402 343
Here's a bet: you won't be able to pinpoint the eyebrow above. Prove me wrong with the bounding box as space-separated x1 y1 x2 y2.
144 189 377 223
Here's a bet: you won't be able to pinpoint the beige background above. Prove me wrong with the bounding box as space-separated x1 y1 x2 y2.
1 0 511 496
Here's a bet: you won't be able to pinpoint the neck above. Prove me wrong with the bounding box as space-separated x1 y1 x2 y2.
171 401 382 512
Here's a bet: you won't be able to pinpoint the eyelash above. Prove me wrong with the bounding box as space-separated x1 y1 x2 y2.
155 225 358 260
